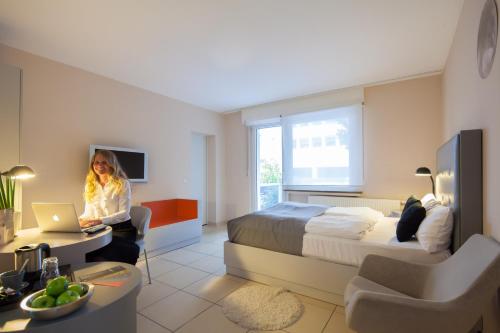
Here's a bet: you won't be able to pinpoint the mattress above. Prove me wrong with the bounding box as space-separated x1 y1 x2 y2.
302 217 450 266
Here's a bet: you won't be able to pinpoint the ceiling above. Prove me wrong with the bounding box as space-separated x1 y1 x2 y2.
0 0 463 112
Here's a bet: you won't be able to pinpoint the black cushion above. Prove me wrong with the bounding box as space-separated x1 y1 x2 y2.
396 201 426 242
402 196 420 214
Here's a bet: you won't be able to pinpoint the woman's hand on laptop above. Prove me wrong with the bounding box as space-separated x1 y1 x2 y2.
79 219 103 228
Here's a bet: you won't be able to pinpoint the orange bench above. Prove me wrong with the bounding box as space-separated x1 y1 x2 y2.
141 199 198 229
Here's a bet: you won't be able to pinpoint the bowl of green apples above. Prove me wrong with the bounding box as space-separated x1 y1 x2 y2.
20 276 94 320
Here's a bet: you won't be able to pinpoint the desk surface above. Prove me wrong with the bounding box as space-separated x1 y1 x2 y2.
0 261 142 333
0 228 112 271
0 227 112 253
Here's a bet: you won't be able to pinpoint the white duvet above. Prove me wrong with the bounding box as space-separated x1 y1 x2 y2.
305 207 384 240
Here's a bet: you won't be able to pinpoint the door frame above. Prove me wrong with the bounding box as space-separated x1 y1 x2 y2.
250 123 281 211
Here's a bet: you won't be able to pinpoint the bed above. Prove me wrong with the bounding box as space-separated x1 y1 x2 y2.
224 129 483 305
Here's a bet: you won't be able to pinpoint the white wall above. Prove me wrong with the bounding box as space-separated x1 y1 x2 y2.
224 112 251 220
442 0 500 241
0 64 21 172
0 43 227 228
224 75 443 221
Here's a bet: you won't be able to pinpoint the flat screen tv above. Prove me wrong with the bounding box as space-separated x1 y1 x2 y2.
89 145 148 183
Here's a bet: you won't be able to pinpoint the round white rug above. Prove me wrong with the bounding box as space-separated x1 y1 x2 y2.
222 285 304 330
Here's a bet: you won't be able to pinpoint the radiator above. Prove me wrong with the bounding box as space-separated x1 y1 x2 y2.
307 195 403 216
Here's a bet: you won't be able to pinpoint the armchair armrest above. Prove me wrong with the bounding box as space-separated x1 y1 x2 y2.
358 255 432 297
347 291 474 333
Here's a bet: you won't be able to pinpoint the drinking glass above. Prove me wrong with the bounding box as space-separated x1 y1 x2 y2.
40 257 60 288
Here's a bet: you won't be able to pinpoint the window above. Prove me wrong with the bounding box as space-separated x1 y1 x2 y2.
252 104 363 210
282 105 363 191
311 137 322 147
255 126 282 210
325 136 336 146
299 138 309 148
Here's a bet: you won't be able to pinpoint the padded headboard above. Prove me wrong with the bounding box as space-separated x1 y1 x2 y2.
436 129 483 253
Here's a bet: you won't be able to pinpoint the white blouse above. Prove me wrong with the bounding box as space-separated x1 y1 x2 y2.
80 179 131 225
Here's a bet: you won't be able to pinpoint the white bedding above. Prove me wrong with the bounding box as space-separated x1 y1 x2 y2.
323 206 384 225
305 214 375 240
302 217 450 266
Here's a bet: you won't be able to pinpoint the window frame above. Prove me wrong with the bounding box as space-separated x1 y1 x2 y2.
250 122 282 211
249 105 364 211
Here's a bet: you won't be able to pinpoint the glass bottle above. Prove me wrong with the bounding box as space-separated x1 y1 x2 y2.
40 257 60 288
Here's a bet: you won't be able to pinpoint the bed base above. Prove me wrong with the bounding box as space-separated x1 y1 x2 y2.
224 241 357 305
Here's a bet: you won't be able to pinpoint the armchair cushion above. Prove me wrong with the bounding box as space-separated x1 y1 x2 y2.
358 255 431 298
344 276 409 306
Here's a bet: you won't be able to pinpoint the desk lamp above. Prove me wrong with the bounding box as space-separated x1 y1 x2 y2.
0 165 36 210
415 167 435 195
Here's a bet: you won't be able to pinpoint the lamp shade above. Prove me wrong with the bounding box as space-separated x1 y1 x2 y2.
415 167 432 176
3 165 36 179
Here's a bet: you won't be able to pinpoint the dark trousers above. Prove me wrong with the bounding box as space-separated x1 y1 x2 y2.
86 220 140 265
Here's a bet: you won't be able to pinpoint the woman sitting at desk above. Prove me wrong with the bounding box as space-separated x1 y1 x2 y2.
79 150 139 265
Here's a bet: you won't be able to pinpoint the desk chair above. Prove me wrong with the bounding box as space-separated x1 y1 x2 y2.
130 206 152 284
344 234 500 333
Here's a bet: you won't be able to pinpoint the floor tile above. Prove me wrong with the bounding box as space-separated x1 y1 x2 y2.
137 281 177 310
183 242 220 255
187 255 225 273
158 249 208 265
294 293 336 312
283 299 334 333
210 244 225 258
140 291 212 331
200 235 223 244
212 266 227 276
176 304 246 333
155 266 210 289
323 312 355 333
137 313 172 333
136 257 182 278
335 306 345 315
217 280 267 305
183 274 246 302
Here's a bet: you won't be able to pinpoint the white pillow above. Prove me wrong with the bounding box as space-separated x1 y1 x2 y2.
323 207 384 225
420 193 436 206
421 193 441 212
416 205 453 253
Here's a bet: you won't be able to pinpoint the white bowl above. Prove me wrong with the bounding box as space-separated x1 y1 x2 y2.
20 282 94 320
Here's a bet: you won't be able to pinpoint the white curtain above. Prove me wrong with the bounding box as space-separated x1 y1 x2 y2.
281 104 363 192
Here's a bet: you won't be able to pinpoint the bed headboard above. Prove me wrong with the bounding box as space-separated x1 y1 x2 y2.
436 129 483 253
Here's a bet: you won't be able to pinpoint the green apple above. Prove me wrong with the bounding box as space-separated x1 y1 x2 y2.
68 283 85 296
55 290 80 306
31 295 56 308
45 276 69 297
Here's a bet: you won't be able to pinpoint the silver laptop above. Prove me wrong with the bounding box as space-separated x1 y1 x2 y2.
32 203 84 233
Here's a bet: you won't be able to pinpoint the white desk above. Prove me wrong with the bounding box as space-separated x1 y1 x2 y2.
0 261 142 333
0 227 112 271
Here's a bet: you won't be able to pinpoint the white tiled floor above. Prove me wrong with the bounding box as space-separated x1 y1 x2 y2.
136 224 355 333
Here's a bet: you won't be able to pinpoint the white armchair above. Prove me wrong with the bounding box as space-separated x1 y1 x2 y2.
345 234 500 333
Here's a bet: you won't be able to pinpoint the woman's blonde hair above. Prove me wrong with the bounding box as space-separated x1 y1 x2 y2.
84 150 128 202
